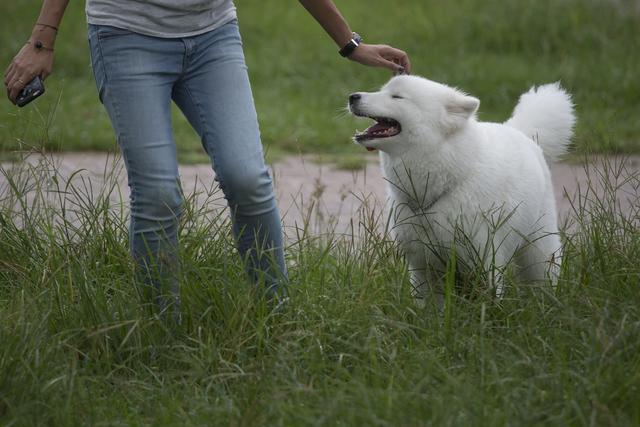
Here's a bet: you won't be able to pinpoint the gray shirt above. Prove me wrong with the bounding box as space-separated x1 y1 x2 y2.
86 0 237 38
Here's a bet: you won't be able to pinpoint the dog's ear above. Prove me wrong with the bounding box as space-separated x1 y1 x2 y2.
443 92 480 133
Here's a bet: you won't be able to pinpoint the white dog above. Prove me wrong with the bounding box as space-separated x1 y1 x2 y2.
348 75 575 307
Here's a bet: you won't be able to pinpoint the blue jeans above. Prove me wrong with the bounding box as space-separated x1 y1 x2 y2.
87 20 287 312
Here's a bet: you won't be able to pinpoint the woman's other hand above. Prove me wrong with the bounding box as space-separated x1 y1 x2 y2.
4 41 54 104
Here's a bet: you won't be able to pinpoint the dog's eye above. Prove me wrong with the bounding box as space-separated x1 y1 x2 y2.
391 94 404 99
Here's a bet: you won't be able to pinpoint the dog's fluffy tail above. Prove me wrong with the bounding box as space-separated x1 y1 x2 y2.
505 82 575 161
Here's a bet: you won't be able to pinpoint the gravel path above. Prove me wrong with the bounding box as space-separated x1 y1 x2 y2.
2 152 639 237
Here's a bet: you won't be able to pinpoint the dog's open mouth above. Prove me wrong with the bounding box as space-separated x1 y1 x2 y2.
354 117 401 149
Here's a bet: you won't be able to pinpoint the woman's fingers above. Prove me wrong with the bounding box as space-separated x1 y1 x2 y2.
350 44 412 74
378 45 411 74
4 64 17 87
4 46 54 103
379 57 405 74
5 66 31 103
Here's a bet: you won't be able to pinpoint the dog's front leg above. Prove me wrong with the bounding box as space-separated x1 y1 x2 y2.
407 259 444 310
485 249 510 299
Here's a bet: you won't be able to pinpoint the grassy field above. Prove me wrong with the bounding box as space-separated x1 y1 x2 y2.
0 154 639 425
1 0 639 164
1 1 640 425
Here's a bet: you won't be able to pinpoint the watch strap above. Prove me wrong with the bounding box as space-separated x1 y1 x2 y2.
339 32 362 57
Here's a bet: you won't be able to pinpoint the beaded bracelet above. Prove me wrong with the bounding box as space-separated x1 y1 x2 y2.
27 40 54 52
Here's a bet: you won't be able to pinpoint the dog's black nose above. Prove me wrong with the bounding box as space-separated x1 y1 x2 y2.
349 93 361 105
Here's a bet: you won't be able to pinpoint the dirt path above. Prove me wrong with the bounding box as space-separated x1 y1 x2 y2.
272 154 640 233
2 152 639 237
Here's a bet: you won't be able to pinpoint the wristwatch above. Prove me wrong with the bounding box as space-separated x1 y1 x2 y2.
339 32 362 57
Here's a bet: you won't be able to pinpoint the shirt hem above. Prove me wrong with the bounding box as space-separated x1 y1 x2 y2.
86 10 237 39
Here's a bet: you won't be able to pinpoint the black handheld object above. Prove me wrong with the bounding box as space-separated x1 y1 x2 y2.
16 76 45 107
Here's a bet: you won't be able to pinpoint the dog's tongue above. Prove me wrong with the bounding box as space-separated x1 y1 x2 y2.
359 122 394 152
354 119 399 151
365 122 391 151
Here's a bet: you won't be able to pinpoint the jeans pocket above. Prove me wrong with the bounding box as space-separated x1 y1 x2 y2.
87 31 107 103
96 25 135 40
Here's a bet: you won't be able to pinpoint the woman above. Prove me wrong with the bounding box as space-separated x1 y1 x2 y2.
4 0 411 313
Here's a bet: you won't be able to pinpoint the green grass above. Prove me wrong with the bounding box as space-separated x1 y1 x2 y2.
0 152 639 426
1 2 639 422
1 0 639 163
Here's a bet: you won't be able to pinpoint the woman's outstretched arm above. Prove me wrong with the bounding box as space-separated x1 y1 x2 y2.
298 0 411 74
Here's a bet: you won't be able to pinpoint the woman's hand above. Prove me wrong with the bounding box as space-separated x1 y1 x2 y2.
5 0 68 103
4 42 54 104
297 0 411 75
348 43 411 75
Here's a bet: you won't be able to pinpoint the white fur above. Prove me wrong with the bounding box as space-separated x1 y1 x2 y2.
505 82 575 161
348 76 575 308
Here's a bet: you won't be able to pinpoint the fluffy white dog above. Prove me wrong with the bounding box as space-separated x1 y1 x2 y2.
348 75 575 307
